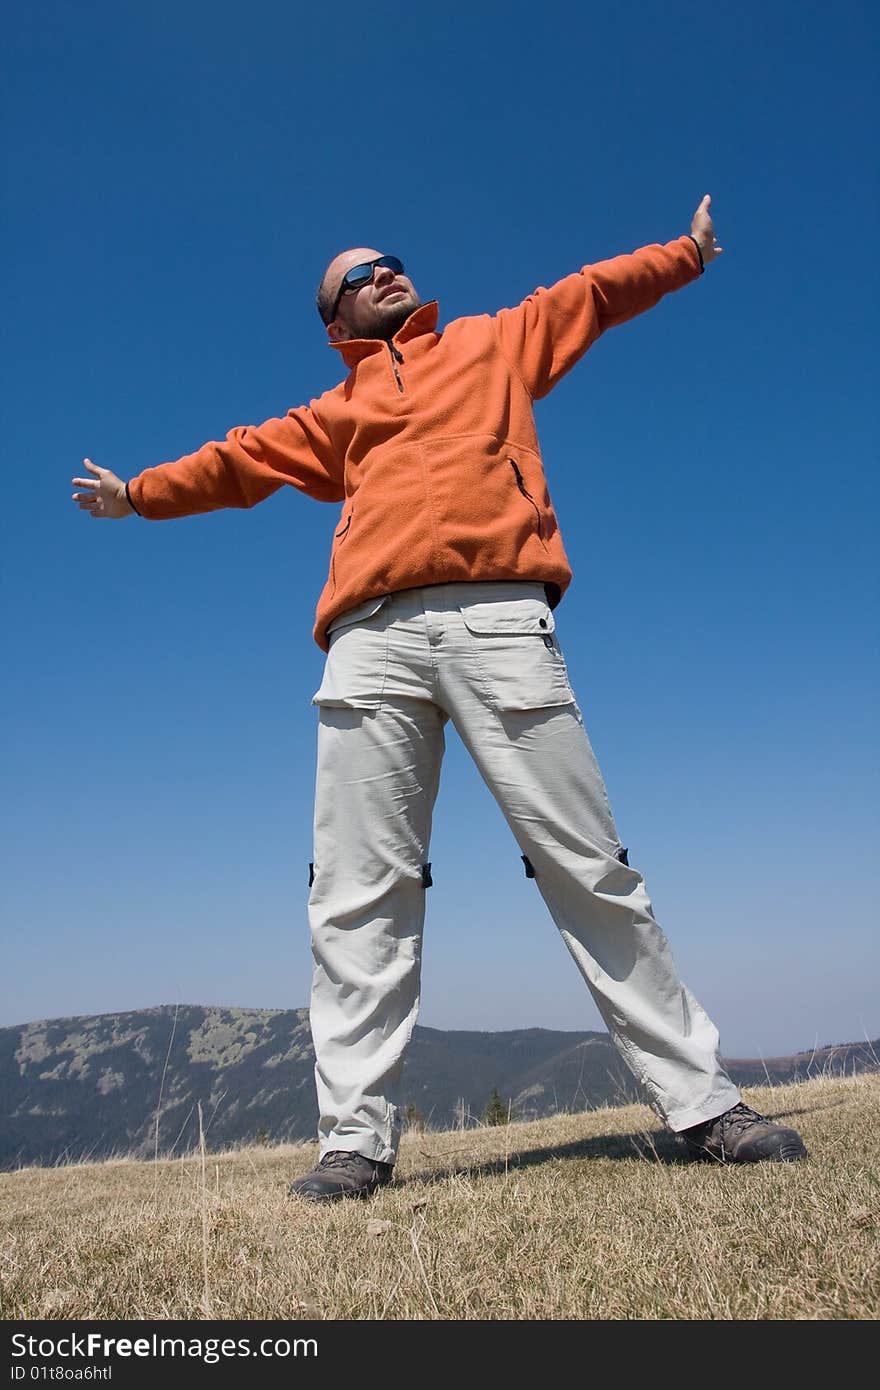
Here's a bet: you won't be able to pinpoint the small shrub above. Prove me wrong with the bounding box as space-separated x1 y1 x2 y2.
482 1089 509 1127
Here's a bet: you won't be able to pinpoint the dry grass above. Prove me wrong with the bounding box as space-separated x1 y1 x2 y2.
1 1075 878 1321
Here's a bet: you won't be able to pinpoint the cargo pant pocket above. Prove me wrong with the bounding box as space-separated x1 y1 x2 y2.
457 595 575 712
311 595 392 710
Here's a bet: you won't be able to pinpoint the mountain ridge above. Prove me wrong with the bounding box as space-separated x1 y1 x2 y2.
2 1005 876 1170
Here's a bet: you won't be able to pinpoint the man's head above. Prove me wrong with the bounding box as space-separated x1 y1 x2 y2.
317 248 421 342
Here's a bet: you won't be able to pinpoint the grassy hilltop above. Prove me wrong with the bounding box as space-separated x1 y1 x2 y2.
1 1075 877 1322
4 1006 878 1172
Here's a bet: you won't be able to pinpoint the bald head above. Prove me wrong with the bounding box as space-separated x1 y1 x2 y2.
316 248 421 343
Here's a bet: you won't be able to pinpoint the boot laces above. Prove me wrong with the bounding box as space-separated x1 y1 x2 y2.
319 1150 369 1171
718 1103 767 1145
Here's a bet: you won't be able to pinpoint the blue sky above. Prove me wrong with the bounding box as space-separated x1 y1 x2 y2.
3 0 877 1057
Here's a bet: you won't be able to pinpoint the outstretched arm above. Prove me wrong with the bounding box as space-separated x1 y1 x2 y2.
494 194 724 400
71 402 344 521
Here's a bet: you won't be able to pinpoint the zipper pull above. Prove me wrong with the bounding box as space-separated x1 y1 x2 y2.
387 342 405 392
508 458 528 494
509 458 544 540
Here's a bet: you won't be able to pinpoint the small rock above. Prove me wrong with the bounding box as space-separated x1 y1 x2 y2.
41 1289 72 1312
366 1219 395 1237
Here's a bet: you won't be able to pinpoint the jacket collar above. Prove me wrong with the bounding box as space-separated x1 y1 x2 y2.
329 301 440 368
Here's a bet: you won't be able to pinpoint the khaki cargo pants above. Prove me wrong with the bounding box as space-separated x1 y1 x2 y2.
308 581 740 1163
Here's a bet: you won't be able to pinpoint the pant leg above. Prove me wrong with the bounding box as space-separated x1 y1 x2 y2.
308 595 445 1163
435 583 741 1131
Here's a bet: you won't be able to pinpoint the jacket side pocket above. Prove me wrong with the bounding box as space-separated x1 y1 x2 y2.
329 508 353 595
508 458 548 549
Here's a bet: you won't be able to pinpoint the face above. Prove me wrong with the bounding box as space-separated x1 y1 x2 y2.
323 248 421 342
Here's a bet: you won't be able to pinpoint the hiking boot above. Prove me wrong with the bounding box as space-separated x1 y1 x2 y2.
288 1150 394 1203
681 1102 807 1164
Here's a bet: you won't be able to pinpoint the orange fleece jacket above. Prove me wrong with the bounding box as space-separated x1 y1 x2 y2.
128 236 703 650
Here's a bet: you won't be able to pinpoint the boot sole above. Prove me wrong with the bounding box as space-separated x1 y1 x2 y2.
685 1140 808 1164
288 1178 392 1203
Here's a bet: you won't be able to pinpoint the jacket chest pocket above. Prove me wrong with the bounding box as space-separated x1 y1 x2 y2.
457 595 574 712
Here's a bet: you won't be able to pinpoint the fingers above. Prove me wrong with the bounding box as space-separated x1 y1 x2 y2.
72 458 101 495
73 457 105 513
73 458 104 513
73 493 102 511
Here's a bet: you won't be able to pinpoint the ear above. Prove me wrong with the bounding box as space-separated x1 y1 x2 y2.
327 316 353 343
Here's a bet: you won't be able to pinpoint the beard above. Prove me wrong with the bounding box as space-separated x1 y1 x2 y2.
367 290 422 340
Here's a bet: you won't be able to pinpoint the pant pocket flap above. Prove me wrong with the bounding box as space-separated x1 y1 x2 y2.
326 593 390 636
458 597 556 636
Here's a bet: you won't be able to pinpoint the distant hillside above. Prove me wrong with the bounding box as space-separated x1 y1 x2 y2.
1 1006 876 1170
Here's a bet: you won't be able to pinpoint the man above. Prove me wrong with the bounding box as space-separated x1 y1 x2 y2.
72 196 807 1200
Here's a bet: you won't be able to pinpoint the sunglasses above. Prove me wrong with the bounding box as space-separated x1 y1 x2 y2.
329 255 405 323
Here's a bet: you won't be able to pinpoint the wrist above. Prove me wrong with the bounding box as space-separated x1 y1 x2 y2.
124 480 141 516
686 234 705 273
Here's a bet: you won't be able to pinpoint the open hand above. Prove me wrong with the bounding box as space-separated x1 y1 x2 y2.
690 194 723 265
71 459 133 518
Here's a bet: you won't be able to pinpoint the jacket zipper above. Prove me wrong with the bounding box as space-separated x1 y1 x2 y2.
387 342 405 393
508 458 544 540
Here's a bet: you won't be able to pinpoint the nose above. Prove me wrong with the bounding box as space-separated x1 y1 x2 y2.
373 262 397 291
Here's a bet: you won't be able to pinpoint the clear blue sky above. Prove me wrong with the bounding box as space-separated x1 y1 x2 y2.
3 1 877 1056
